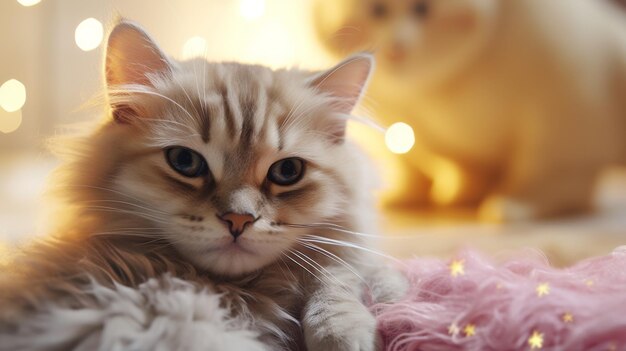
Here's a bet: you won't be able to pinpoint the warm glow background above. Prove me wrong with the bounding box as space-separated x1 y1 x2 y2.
1 0 625 265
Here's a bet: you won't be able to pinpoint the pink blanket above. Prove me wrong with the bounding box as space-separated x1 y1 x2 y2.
372 247 626 351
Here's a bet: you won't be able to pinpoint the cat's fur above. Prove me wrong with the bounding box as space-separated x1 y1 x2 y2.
0 21 406 350
315 0 626 221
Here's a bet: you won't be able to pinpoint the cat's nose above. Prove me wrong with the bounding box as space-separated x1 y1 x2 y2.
217 212 257 239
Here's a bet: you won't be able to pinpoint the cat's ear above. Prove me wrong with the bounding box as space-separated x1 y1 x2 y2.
308 53 374 140
105 20 171 88
105 20 171 122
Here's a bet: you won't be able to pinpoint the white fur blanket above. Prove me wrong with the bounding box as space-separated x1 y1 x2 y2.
1 276 268 351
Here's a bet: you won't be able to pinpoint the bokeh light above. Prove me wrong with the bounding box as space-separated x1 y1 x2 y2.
0 108 23 134
0 79 27 113
16 0 41 7
182 36 208 60
74 18 104 51
385 122 415 154
246 22 295 68
240 0 265 20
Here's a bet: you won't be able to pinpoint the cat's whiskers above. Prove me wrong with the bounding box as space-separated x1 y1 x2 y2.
281 65 353 135
283 59 370 134
336 112 386 133
277 256 301 288
59 184 158 208
280 84 313 135
284 92 358 135
90 231 167 242
81 199 168 216
108 87 197 123
202 51 210 119
295 240 366 284
300 234 404 265
82 205 170 225
141 122 202 146
285 222 427 240
298 130 342 142
283 250 334 292
284 110 336 140
195 53 210 121
134 117 199 135
281 99 320 135
296 221 344 228
289 249 350 293
92 226 161 231
170 76 202 126
282 223 381 238
352 90 378 115
85 226 181 248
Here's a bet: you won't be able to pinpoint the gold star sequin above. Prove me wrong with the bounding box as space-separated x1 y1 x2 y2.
463 324 476 337
448 323 460 336
449 259 465 277
528 330 544 349
585 279 594 287
562 312 574 323
536 282 550 297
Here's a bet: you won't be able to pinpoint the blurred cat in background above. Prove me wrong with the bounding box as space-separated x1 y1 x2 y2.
315 0 626 221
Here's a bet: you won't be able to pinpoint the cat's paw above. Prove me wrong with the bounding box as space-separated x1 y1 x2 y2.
367 266 408 304
478 195 536 222
303 301 379 351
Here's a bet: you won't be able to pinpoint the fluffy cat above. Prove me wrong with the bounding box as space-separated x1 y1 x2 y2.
315 0 626 221
0 21 406 350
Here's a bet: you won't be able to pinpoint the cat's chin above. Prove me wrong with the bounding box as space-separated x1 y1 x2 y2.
184 241 279 277
224 241 257 255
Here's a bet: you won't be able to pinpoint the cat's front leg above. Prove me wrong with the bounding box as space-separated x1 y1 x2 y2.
302 266 378 351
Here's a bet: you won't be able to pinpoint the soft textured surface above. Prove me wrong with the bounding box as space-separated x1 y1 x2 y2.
373 247 626 351
1 276 268 351
5 248 626 351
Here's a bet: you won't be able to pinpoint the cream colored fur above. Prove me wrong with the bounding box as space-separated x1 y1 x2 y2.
0 21 406 350
315 0 626 221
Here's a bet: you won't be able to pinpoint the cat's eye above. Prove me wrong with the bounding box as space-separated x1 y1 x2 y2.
370 2 388 19
267 158 305 186
165 147 208 178
412 1 429 18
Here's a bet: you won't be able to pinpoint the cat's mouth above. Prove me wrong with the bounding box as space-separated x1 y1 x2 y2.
200 237 259 256
196 239 256 256
223 241 257 255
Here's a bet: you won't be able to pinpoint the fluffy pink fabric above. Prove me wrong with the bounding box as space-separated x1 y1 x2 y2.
372 247 626 351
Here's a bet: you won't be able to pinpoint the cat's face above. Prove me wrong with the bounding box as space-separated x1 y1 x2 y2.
97 22 373 277
317 0 497 84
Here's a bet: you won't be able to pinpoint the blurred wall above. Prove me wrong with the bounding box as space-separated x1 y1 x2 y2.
0 1 53 150
0 0 333 152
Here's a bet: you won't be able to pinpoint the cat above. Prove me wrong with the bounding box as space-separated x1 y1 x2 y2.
0 20 406 350
315 0 626 221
